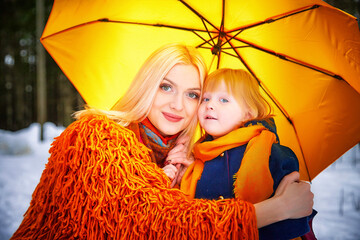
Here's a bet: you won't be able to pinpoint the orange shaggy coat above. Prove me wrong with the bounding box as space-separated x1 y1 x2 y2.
11 114 258 240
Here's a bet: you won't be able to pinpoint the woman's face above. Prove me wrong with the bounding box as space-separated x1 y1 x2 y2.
148 64 201 137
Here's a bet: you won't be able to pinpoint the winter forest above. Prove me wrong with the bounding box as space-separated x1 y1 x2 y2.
1 0 360 239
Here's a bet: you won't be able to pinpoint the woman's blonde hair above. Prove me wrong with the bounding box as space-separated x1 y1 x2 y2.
75 43 207 146
204 68 273 121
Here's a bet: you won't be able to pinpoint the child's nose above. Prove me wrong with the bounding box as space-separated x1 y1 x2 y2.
206 102 214 110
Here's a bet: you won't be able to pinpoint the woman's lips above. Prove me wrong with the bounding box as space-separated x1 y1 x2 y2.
162 112 183 122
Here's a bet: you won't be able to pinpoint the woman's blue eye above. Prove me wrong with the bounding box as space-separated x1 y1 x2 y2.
160 84 172 92
220 98 228 103
188 92 200 99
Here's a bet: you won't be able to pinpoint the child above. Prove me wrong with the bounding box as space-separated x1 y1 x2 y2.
180 68 316 240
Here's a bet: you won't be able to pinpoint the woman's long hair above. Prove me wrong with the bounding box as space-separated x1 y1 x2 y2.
75 43 207 150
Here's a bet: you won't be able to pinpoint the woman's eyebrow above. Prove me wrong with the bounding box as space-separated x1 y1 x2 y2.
163 78 175 85
163 78 201 91
190 87 201 91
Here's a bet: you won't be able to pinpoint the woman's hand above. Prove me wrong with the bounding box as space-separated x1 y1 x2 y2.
254 171 314 228
275 171 314 219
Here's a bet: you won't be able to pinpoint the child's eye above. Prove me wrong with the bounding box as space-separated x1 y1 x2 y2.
202 97 209 102
160 84 172 92
187 92 200 99
220 98 228 103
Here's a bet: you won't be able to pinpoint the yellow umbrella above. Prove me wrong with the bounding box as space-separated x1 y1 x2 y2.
41 0 360 181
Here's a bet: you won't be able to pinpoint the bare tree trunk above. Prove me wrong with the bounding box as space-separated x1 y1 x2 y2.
62 75 73 126
36 0 46 140
14 68 24 129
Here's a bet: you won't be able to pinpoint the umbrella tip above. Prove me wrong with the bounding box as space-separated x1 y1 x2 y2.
211 45 220 55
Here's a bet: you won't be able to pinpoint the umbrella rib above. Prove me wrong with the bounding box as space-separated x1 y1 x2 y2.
220 30 243 49
108 18 220 51
225 36 292 124
220 0 225 30
41 19 104 39
41 18 217 40
178 0 219 31
200 18 216 46
105 19 217 33
192 31 212 45
226 36 322 182
231 36 344 80
276 55 344 80
220 50 243 58
194 33 218 49
214 0 226 69
223 46 249 50
227 5 320 33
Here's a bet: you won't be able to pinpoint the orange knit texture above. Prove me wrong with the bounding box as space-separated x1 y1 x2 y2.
11 114 258 240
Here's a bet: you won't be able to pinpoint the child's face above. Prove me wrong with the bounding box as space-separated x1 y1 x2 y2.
198 81 250 138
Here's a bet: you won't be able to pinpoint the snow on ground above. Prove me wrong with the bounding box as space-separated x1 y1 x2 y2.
311 148 360 240
0 123 359 240
0 123 64 240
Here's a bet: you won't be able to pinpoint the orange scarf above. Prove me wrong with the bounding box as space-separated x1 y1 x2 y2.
181 124 276 204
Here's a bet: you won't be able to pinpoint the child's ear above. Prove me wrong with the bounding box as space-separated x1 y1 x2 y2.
245 111 254 121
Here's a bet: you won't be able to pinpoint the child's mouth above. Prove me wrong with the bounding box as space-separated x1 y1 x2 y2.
205 115 217 120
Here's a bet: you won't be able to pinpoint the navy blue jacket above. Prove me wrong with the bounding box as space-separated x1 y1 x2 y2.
195 119 314 240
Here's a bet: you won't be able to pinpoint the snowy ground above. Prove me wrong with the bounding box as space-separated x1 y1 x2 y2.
0 123 359 240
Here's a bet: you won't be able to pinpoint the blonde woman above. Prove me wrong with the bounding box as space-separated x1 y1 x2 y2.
11 44 313 240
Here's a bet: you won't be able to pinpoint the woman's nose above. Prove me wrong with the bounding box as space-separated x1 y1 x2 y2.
170 94 184 111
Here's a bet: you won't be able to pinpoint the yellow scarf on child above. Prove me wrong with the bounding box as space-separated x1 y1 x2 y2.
181 124 276 204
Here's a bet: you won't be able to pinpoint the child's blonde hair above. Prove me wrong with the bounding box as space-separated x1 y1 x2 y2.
75 43 207 149
204 68 273 121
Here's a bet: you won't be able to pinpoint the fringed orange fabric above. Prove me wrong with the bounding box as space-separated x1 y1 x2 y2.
179 159 205 200
233 130 275 204
11 114 258 240
192 125 267 161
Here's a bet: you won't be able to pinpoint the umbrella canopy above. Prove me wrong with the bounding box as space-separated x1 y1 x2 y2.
41 0 360 181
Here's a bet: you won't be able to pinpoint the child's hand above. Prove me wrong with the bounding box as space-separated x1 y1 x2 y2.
165 135 195 188
167 135 193 168
162 164 178 182
166 153 195 188
174 135 190 146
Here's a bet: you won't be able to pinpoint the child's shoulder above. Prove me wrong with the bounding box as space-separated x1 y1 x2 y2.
270 143 299 172
245 118 279 141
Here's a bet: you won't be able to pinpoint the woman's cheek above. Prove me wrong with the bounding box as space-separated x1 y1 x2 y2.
197 104 204 120
186 99 199 118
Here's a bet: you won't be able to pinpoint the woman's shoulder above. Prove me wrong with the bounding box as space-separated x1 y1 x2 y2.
50 112 151 156
74 113 126 130
75 113 112 125
61 113 137 143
